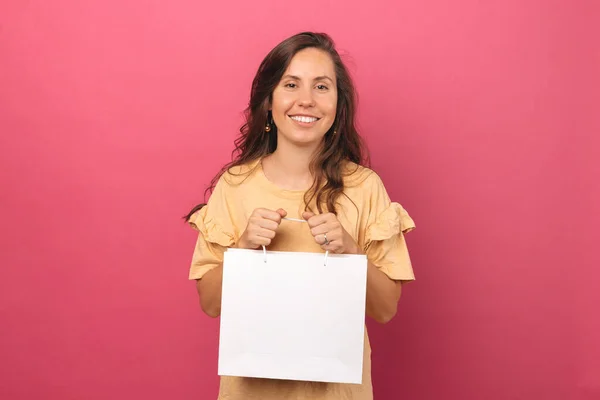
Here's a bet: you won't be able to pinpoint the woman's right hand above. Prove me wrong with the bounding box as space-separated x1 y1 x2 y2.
236 208 287 249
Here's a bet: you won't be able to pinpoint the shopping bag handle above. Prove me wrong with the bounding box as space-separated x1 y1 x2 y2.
260 217 329 266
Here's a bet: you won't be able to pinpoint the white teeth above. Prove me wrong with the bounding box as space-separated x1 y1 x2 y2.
290 115 318 123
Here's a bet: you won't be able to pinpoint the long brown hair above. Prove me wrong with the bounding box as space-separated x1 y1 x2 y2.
184 31 369 220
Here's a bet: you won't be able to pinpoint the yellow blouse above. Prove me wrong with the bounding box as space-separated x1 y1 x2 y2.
188 158 415 400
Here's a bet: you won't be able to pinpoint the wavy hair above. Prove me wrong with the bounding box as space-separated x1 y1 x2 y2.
184 31 369 220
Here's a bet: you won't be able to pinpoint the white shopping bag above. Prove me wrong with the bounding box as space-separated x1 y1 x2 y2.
218 247 368 384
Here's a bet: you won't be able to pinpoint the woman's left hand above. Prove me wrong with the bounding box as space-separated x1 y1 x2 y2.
302 212 361 254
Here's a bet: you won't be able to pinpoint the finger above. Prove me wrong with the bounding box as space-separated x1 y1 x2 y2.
276 208 287 218
310 219 342 238
256 227 276 240
302 211 315 221
256 218 279 231
317 233 330 246
248 215 278 232
320 242 343 253
253 237 272 247
305 213 334 228
244 235 271 248
315 231 339 247
255 208 284 223
310 223 336 237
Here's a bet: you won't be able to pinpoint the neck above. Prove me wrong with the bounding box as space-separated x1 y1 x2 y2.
262 138 320 191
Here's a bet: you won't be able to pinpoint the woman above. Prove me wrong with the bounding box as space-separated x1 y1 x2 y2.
185 31 415 400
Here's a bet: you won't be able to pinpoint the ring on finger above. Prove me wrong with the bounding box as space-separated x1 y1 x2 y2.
323 233 330 246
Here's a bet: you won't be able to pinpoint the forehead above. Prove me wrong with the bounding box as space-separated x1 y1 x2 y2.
284 48 336 79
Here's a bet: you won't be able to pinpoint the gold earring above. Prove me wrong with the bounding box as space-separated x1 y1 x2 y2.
265 122 271 132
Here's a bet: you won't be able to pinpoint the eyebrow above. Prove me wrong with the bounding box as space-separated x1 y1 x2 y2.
283 74 334 83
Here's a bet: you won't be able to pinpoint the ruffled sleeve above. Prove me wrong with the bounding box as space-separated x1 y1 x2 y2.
188 206 236 248
363 174 416 281
187 176 237 280
364 202 415 243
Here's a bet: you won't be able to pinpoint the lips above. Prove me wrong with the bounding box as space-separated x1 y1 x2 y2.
289 115 319 123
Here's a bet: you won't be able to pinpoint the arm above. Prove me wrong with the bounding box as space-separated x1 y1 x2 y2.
195 258 402 322
302 211 405 324
194 208 287 318
365 260 403 324
195 264 223 318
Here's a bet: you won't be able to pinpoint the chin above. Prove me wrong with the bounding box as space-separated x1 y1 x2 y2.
287 135 324 147
278 126 327 148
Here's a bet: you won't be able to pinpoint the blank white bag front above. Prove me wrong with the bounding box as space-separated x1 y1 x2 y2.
218 248 368 384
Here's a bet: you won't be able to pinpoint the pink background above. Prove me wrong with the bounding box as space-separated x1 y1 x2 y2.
1 1 598 399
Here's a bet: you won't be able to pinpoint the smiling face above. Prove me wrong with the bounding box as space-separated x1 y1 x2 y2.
270 47 338 149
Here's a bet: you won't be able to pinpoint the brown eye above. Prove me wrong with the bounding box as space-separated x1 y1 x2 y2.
316 84 328 90
285 83 297 88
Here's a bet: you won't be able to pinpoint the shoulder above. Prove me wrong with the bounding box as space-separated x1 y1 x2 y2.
214 158 262 190
341 161 416 236
189 158 261 220
187 159 262 238
341 161 385 190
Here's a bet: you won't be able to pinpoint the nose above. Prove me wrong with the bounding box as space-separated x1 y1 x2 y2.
297 86 315 107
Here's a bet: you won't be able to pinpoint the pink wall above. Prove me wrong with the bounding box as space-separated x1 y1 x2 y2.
1 1 598 399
